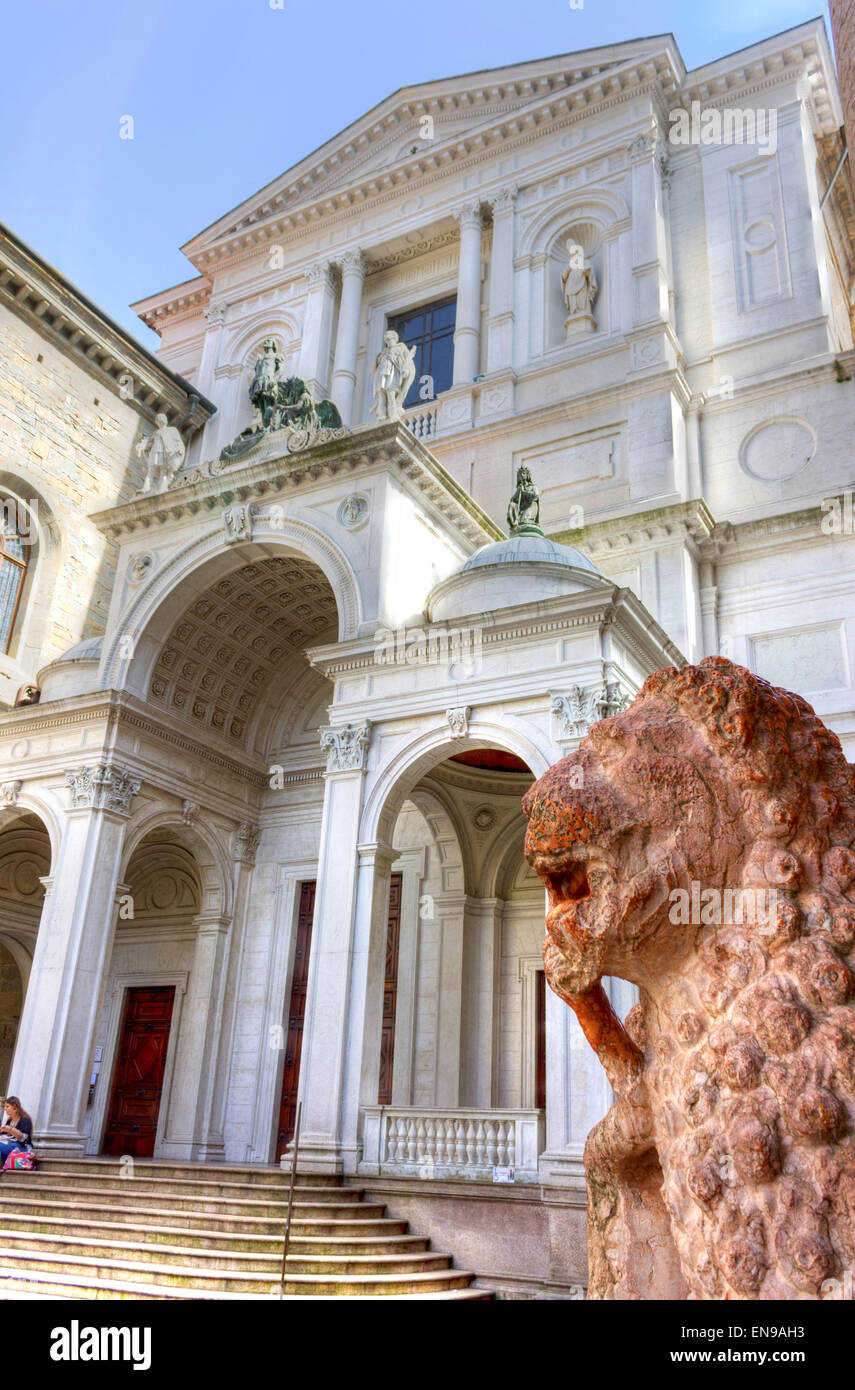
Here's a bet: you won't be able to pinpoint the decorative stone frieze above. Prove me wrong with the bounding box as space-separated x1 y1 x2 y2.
320 721 372 772
64 764 141 815
446 705 471 738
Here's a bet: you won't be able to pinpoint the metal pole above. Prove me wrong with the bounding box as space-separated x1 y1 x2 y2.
277 1100 302 1300
820 139 849 212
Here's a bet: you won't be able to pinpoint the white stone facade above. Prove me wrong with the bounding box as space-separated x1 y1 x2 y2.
0 18 854 1291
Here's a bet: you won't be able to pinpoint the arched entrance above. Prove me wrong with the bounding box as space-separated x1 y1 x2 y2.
356 742 548 1182
87 821 232 1161
0 810 51 1094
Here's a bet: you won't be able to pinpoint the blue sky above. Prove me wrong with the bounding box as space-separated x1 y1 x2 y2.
1 0 833 351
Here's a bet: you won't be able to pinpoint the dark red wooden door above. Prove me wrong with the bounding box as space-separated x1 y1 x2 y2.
536 969 546 1109
377 873 403 1105
276 880 316 1160
102 986 175 1157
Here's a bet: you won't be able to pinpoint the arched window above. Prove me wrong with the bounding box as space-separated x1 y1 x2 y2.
0 503 29 653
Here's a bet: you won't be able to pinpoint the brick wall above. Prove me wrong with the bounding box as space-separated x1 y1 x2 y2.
831 0 855 204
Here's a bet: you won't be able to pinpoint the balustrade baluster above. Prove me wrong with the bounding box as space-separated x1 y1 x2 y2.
475 1120 486 1167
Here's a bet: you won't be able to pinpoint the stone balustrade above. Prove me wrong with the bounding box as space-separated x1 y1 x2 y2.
403 402 439 440
360 1106 544 1183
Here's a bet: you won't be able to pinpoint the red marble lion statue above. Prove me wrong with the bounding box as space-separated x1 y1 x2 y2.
523 657 855 1300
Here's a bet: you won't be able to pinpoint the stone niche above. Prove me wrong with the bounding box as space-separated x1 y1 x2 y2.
546 221 603 351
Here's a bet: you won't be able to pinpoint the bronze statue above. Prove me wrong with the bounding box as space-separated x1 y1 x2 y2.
507 465 543 537
220 340 343 462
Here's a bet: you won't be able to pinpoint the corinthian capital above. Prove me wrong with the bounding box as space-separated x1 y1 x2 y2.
203 303 228 327
320 721 372 772
453 201 483 230
65 763 141 815
492 185 519 215
339 248 365 276
306 259 334 288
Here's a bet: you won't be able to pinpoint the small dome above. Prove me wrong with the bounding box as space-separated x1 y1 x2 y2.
461 533 600 575
428 531 607 623
37 636 104 703
51 636 104 663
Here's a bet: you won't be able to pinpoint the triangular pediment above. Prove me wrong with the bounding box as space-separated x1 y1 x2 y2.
181 36 680 261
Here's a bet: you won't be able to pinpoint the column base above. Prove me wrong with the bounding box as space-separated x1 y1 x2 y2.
35 1132 88 1159
537 1145 587 1191
190 1140 226 1163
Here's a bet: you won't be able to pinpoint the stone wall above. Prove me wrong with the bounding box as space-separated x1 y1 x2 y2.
0 303 143 695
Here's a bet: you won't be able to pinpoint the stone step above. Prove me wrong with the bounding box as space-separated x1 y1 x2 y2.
4 1169 360 1202
0 1268 491 1301
0 1158 484 1300
0 1210 427 1255
0 1231 452 1277
0 1181 380 1220
0 1194 406 1238
0 1247 477 1296
33 1158 324 1188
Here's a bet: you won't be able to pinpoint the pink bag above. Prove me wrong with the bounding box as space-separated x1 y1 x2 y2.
2 1149 35 1171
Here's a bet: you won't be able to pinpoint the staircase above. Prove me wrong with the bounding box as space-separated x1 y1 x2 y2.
0 1158 489 1300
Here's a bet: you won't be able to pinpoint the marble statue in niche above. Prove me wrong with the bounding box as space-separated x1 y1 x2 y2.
561 239 598 339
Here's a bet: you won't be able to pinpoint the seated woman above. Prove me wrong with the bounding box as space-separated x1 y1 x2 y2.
0 1097 33 1162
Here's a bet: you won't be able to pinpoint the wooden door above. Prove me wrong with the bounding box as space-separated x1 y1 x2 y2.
276 880 316 1160
102 986 175 1157
536 969 546 1110
377 873 403 1105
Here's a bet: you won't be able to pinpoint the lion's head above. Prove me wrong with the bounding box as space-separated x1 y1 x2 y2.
523 657 855 1299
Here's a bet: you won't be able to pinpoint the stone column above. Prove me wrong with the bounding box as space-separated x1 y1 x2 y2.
293 722 371 1173
339 838 398 1164
199 828 259 1160
452 202 484 385
330 249 365 426
538 981 612 1188
486 186 518 373
299 260 337 399
169 910 232 1162
699 559 720 657
627 131 670 329
435 893 466 1106
8 763 139 1155
194 304 229 460
196 303 229 399
459 897 502 1107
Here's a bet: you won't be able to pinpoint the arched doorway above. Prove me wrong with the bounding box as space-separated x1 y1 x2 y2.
87 824 233 1161
0 811 51 1094
100 528 361 1165
358 741 548 1183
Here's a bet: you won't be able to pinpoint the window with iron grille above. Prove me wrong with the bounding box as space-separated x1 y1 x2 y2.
386 295 457 409
0 505 29 654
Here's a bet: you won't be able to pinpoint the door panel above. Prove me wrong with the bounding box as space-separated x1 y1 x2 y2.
377 873 403 1106
102 986 175 1158
276 880 316 1160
